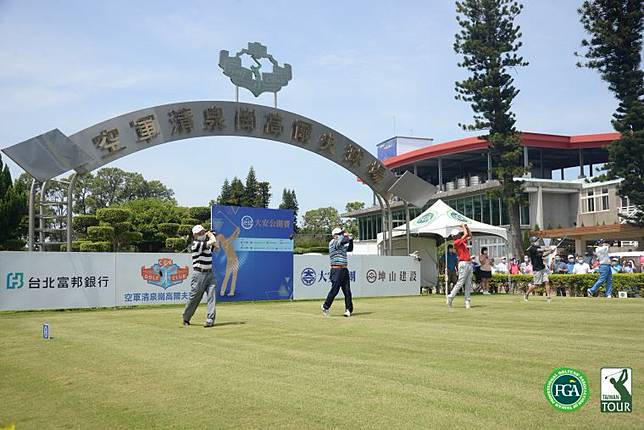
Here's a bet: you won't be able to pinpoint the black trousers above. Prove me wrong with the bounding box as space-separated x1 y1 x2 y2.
323 268 353 312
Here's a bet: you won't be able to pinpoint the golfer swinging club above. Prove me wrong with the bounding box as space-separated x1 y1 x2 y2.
183 225 219 327
447 224 473 309
523 236 555 303
322 227 354 317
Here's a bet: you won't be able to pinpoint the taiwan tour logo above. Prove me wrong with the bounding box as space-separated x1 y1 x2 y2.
241 215 254 230
5 272 24 289
140 258 189 290
301 268 316 287
601 368 632 413
544 367 589 412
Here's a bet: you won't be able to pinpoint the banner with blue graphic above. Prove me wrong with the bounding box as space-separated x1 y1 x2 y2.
211 205 294 301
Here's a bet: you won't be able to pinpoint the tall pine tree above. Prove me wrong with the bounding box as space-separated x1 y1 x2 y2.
229 177 246 206
217 178 233 205
0 155 28 249
577 0 644 225
279 189 299 232
454 0 528 257
243 167 260 207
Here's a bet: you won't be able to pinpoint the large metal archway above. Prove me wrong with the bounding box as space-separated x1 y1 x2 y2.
2 101 435 253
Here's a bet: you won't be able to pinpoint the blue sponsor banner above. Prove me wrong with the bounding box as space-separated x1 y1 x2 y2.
211 205 294 301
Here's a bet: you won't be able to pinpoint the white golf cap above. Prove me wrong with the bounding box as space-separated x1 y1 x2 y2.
332 227 343 235
450 228 461 237
192 224 205 235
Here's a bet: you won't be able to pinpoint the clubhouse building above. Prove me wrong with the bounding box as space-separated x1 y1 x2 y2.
345 132 643 257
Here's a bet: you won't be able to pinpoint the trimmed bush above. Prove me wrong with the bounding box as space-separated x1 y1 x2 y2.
96 207 131 224
166 237 189 251
87 226 115 242
122 231 143 244
1 239 26 251
177 224 192 236
182 218 201 227
79 241 112 252
438 273 644 296
294 246 328 255
72 215 99 233
158 223 180 236
113 221 133 235
189 206 211 222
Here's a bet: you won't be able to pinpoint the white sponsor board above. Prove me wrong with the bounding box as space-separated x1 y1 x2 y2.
360 256 420 297
114 254 198 306
0 252 116 311
293 255 420 300
1 252 419 310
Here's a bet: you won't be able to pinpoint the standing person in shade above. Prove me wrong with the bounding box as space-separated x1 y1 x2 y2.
322 227 354 317
447 224 473 309
445 244 459 293
588 239 613 298
183 225 220 327
478 247 492 294
523 236 555 303
520 255 533 274
566 255 576 274
553 255 568 296
573 256 591 274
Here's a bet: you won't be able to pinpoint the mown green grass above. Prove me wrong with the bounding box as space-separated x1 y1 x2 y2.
1 295 643 429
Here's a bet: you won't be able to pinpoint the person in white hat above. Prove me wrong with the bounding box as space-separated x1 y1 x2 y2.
321 227 354 317
446 224 473 309
183 225 220 327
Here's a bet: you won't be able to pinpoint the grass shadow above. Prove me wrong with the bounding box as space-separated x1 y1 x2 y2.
214 321 247 327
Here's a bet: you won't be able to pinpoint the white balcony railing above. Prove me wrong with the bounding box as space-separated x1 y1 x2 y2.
618 205 640 223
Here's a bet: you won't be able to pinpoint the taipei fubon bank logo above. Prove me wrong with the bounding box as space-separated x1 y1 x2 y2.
544 367 589 412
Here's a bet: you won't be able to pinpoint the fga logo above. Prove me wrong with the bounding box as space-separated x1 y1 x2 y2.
601 368 632 413
6 272 24 289
140 258 189 290
544 367 589 412
241 215 254 230
301 268 316 287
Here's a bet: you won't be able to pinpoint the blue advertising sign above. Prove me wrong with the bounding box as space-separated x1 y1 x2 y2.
211 205 294 301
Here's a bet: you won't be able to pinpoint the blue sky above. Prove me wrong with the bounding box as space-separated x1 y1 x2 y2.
0 0 618 215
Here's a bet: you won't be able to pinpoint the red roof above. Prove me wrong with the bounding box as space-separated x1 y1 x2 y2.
384 131 620 169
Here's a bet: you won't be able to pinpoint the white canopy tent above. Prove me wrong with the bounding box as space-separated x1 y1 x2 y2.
377 199 508 295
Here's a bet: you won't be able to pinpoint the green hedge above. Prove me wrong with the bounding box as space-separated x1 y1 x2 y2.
96 207 131 224
438 273 644 296
166 237 189 251
177 224 192 236
294 246 328 255
72 215 99 232
87 225 115 242
79 241 112 252
182 217 202 227
158 223 180 236
189 206 210 222
113 221 133 235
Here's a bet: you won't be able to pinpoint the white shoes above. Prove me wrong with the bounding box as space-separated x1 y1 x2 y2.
344 310 351 317
321 304 330 317
465 300 471 310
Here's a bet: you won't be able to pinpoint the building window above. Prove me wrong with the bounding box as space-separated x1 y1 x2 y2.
601 188 609 210
581 187 610 213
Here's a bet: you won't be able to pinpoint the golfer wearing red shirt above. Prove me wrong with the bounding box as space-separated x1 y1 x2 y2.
447 224 473 309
